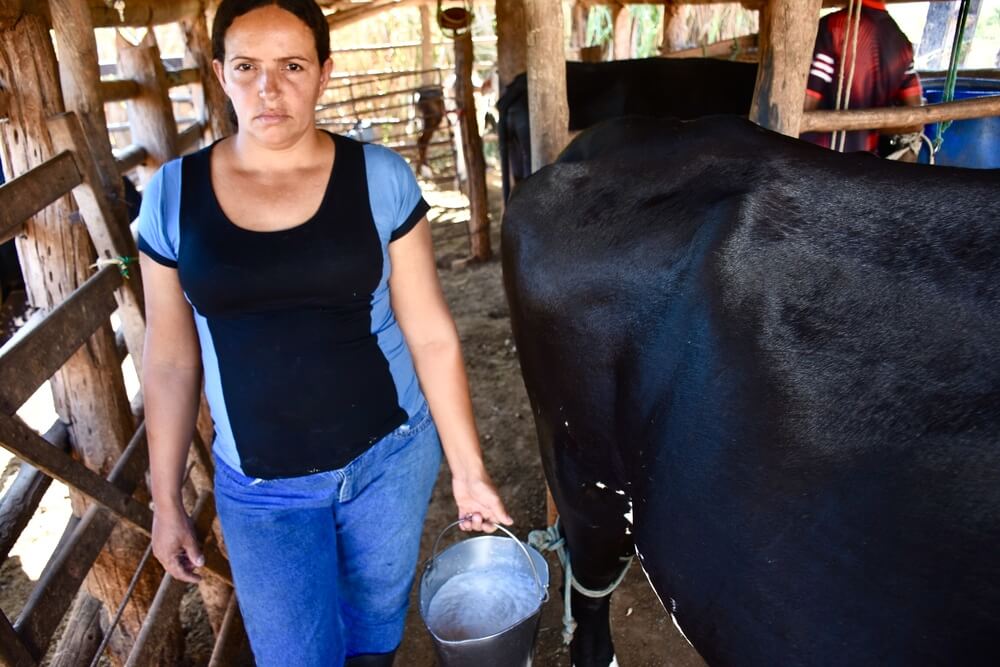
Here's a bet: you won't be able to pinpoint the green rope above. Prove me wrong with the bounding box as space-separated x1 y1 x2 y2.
935 0 973 152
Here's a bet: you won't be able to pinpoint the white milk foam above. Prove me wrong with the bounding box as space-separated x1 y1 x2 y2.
427 569 541 641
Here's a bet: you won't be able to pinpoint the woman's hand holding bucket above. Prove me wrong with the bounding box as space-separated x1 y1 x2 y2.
452 469 513 532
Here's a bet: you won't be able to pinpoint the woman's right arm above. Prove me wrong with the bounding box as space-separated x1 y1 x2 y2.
140 254 205 583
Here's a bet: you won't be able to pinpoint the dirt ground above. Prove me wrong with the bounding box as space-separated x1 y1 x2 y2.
0 165 708 667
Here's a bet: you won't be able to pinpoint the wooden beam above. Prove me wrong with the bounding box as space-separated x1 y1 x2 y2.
181 9 235 142
114 144 148 175
664 33 758 59
0 414 153 535
0 87 10 119
327 0 422 30
165 67 200 89
0 151 82 245
82 0 201 28
525 0 570 172
0 265 120 415
99 78 140 103
0 421 69 561
801 94 1000 133
749 0 823 137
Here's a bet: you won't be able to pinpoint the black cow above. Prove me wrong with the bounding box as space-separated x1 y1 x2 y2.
496 58 758 200
502 115 1000 667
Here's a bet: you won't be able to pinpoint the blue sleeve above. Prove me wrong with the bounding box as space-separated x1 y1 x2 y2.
136 160 181 268
363 144 430 242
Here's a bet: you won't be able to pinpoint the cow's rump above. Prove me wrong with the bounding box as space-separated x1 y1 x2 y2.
502 116 1000 666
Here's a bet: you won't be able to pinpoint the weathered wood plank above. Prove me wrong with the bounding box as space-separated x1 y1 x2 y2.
181 9 234 142
801 94 1000 132
454 32 491 262
0 415 152 534
165 67 200 89
47 112 146 376
0 152 82 245
0 265 120 415
99 79 140 103
0 88 10 120
0 421 68 561
0 608 35 666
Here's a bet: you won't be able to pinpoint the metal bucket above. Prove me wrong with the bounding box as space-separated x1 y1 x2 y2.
419 521 549 667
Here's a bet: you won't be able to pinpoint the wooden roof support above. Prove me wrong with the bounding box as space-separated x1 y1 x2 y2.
496 0 527 94
114 144 149 175
525 0 569 172
750 0 823 136
419 4 434 86
15 0 201 27
454 31 491 262
100 78 141 103
801 94 1000 132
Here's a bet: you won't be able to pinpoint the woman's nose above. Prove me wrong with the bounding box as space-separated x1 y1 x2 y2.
258 71 279 98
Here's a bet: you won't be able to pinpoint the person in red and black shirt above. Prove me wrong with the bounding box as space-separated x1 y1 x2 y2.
801 0 923 154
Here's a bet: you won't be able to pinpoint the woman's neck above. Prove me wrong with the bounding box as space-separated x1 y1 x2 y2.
225 127 330 174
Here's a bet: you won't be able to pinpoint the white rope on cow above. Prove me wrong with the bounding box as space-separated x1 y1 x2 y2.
528 520 634 645
886 132 936 164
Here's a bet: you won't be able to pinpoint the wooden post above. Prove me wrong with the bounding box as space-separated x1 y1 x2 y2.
611 2 632 60
660 3 688 54
569 0 588 61
182 3 235 142
116 30 179 178
749 0 823 137
49 0 123 209
496 0 527 94
0 12 182 666
420 4 435 85
454 32 491 262
524 0 569 172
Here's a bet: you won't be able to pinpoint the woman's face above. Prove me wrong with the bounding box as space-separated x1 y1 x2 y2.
213 5 333 149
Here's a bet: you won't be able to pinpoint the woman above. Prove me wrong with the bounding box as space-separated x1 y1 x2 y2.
138 1 511 665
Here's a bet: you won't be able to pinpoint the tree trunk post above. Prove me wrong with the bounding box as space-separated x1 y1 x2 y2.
749 0 823 137
612 2 632 60
420 4 435 86
182 2 235 143
524 0 569 172
496 0 527 95
116 30 179 179
454 32 491 262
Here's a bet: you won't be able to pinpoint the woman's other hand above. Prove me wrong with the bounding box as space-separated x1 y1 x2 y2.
452 468 513 533
152 504 205 583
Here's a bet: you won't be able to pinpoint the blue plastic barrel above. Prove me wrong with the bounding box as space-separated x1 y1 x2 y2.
918 77 1000 168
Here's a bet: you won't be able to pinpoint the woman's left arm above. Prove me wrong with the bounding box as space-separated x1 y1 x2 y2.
389 218 512 533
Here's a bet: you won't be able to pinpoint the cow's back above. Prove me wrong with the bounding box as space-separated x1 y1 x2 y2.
502 116 1000 666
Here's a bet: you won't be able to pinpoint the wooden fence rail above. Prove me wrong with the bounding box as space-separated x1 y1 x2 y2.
0 152 82 244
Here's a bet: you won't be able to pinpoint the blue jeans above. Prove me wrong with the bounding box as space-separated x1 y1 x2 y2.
213 404 442 666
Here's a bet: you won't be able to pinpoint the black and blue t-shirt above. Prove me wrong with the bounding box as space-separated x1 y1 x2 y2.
137 133 430 479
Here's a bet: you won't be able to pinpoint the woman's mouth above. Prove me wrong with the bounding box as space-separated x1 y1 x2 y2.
255 111 289 124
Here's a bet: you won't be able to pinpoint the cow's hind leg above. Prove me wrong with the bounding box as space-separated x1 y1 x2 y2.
553 482 633 667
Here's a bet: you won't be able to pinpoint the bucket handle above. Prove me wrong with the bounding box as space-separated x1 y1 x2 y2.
430 520 549 603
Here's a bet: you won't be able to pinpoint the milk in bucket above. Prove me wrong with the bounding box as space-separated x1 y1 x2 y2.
420 521 549 667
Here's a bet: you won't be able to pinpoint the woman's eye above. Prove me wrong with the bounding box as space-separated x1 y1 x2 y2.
286 63 303 72
234 63 253 72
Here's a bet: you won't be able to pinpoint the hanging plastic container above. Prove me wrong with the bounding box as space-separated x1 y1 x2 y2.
420 521 549 667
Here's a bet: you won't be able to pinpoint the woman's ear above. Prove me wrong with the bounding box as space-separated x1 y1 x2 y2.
212 59 227 89
320 57 334 91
